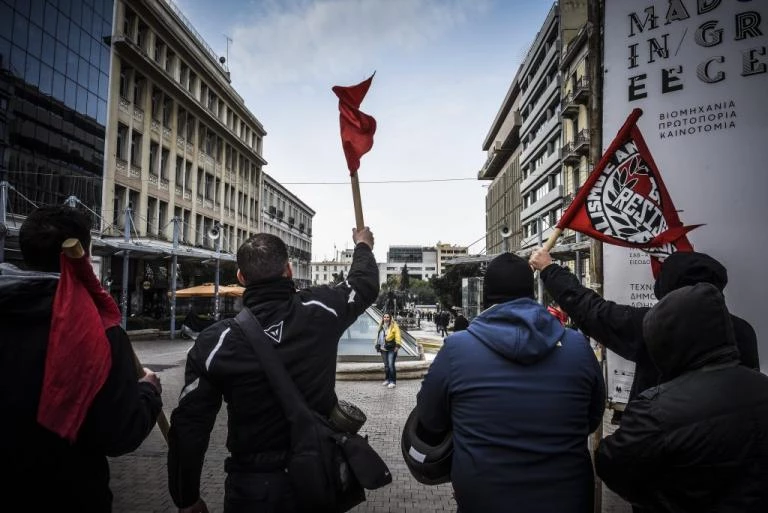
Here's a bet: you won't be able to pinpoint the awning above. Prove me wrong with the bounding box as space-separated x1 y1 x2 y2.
94 237 236 262
173 283 244 298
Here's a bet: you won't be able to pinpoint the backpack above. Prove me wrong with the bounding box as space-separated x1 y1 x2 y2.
235 308 391 512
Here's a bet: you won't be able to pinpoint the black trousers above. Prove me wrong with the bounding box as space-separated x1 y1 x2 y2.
224 470 297 513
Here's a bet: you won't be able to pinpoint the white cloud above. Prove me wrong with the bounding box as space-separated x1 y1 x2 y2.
229 0 490 92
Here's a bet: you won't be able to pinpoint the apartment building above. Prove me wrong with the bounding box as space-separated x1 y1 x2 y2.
558 0 591 281
478 75 523 255
311 260 351 286
261 173 314 288
435 242 468 275
379 245 438 286
102 0 266 257
518 4 563 250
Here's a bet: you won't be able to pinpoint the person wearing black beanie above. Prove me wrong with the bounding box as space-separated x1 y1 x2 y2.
529 247 759 402
416 251 604 513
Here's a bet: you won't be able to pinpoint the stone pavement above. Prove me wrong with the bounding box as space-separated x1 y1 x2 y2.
110 338 456 512
111 337 630 512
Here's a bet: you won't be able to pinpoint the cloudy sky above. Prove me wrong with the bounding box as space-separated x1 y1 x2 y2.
174 0 553 261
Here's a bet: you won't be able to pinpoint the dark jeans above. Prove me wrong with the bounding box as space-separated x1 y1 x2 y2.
224 470 297 513
381 349 397 383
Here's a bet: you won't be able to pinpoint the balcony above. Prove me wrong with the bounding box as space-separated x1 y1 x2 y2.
561 91 580 118
478 110 522 180
561 129 590 165
520 150 560 193
521 185 563 223
573 76 590 104
521 42 559 106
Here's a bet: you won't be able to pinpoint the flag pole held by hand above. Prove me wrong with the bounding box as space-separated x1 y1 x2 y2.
543 228 562 251
350 174 365 231
62 238 170 443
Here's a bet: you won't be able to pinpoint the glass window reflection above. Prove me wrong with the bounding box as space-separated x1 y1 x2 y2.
13 15 29 48
44 2 57 36
41 32 54 66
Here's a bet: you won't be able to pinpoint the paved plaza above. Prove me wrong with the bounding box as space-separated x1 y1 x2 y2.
110 334 629 512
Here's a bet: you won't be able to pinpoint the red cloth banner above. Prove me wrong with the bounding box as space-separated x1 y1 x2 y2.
332 74 377 176
557 108 701 276
37 253 121 442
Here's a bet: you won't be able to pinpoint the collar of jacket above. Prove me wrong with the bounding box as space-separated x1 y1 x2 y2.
243 277 296 308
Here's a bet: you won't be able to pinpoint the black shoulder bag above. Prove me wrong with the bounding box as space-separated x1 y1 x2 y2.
235 309 392 513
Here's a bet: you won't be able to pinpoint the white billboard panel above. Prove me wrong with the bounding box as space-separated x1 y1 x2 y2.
603 0 768 394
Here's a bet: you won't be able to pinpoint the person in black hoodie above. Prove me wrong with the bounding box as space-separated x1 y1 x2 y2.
168 228 379 513
0 207 162 512
529 248 759 400
596 283 768 512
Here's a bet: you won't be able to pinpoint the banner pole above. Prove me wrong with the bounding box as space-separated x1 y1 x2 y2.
350 174 365 230
543 227 562 251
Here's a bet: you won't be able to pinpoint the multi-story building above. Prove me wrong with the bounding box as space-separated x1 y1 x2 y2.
558 0 591 282
261 172 314 288
518 4 563 250
480 3 563 254
311 259 351 286
478 75 523 255
379 245 438 285
0 0 114 264
435 242 468 275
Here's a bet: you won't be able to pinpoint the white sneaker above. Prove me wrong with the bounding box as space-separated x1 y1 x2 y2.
382 381 390 386
387 383 396 389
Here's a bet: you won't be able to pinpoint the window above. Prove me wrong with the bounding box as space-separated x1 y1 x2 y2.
160 148 169 180
165 51 175 75
133 74 144 106
116 124 128 160
154 39 164 63
149 142 158 175
162 97 172 127
130 131 142 164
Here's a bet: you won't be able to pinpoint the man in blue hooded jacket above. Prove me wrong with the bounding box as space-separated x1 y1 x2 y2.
417 253 605 513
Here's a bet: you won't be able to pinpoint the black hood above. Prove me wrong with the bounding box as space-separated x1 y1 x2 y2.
654 251 727 300
0 263 59 321
643 282 739 380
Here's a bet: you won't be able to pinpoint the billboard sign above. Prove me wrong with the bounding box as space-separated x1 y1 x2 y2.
603 0 768 401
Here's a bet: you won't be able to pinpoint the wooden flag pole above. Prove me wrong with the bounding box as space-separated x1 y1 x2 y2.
350 173 365 231
543 227 563 251
62 238 170 443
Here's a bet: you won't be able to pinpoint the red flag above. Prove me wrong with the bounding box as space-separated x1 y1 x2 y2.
557 108 701 277
37 253 121 442
332 74 377 176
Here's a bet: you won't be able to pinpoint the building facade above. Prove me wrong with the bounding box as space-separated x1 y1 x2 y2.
0 0 114 262
261 172 314 288
435 242 468 275
480 3 563 254
518 4 563 250
311 260 351 286
379 245 438 286
558 0 591 282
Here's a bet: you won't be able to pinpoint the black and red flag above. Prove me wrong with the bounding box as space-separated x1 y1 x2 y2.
556 108 701 277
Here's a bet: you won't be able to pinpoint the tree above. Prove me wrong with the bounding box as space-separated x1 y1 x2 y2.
400 264 410 291
430 263 481 310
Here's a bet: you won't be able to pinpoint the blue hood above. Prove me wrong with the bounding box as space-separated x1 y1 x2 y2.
466 298 565 365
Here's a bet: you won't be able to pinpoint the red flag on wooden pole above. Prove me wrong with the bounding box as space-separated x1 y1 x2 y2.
332 74 377 230
332 74 377 176
553 108 701 277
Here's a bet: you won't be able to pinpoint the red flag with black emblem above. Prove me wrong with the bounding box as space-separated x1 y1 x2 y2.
556 108 701 277
332 74 377 176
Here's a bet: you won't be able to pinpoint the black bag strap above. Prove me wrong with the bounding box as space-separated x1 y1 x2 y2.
234 308 314 426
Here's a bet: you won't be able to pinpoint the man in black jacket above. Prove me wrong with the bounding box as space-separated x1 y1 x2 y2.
168 227 379 513
0 207 163 512
596 283 768 512
529 248 759 400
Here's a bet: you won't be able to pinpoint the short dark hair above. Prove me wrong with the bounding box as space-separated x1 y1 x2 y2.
236 233 288 285
19 206 92 272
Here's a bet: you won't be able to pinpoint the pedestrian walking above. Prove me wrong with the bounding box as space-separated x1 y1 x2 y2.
597 283 768 512
415 253 604 513
0 206 162 512
375 312 402 388
452 310 469 332
168 227 379 513
438 310 449 337
529 248 759 401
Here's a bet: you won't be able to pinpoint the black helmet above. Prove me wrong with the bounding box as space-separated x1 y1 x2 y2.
401 407 453 485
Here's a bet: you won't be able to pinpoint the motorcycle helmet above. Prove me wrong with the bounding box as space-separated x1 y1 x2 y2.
401 406 453 485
